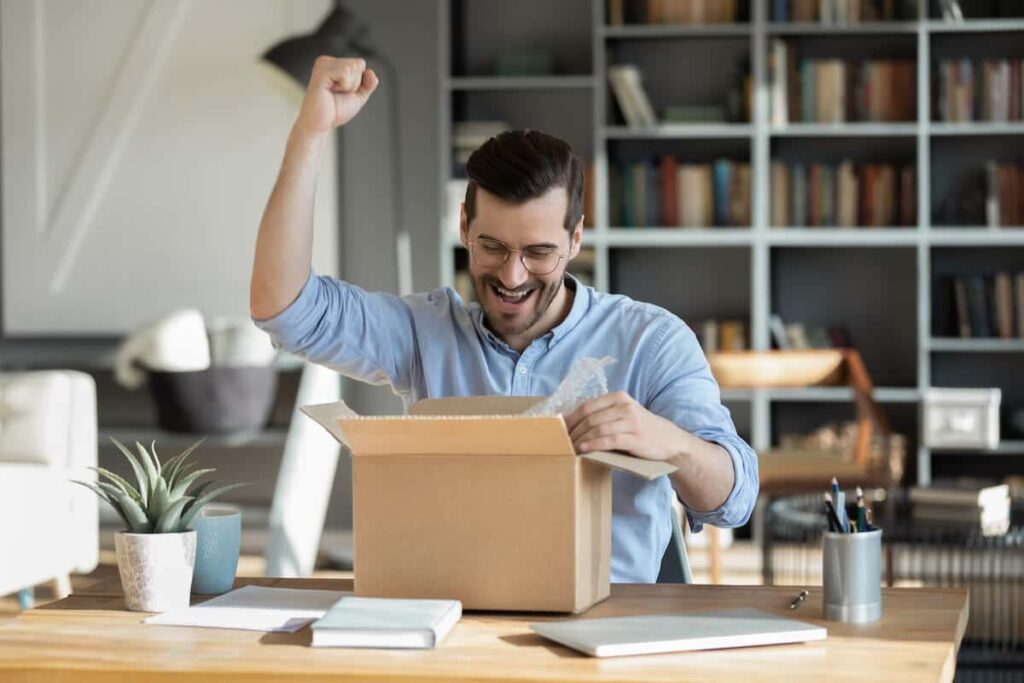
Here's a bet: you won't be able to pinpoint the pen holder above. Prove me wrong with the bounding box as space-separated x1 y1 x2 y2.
822 528 882 623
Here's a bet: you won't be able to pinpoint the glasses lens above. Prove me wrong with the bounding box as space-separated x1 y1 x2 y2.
472 239 509 269
523 252 561 275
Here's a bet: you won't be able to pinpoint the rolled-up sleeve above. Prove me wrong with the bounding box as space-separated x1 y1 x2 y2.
253 270 418 392
643 318 759 533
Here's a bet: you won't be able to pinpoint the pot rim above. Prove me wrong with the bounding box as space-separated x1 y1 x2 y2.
114 529 197 537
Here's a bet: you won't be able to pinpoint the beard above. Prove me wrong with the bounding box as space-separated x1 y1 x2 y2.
472 272 563 340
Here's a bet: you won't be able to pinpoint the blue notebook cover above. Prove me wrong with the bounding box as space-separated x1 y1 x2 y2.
310 596 462 649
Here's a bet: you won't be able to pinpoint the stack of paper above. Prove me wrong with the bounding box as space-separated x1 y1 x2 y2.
144 585 350 633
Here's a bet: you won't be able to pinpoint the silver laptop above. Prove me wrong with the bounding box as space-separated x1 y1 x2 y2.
530 607 827 658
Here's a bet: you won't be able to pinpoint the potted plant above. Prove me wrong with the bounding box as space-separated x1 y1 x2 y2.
74 438 247 612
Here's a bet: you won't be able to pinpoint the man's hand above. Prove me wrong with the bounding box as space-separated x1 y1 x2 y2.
564 391 683 462
293 56 379 138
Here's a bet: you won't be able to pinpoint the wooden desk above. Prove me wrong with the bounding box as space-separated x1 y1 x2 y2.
0 577 968 682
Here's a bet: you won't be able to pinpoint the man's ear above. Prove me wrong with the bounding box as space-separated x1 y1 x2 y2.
459 204 469 247
568 219 584 259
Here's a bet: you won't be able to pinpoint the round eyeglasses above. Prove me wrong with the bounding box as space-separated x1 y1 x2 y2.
469 237 568 276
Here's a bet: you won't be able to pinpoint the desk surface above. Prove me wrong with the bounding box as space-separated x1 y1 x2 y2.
0 577 968 683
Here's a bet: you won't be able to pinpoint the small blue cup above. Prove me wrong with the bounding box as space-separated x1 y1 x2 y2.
190 505 241 595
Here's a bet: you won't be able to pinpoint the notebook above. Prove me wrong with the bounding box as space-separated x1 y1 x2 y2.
530 607 827 658
144 585 350 632
310 596 462 649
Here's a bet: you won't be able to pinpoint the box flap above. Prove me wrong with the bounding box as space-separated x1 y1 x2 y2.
300 400 360 448
338 415 576 456
579 451 677 481
409 396 545 416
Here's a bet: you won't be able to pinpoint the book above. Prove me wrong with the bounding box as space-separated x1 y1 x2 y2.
530 608 826 658
144 586 351 632
310 596 462 649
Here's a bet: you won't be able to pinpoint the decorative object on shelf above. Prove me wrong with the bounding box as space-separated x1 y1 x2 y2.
115 311 278 435
923 387 1002 450
191 505 242 595
936 161 1023 227
73 439 249 612
494 52 554 76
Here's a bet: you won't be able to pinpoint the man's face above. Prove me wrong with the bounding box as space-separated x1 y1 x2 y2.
460 186 581 343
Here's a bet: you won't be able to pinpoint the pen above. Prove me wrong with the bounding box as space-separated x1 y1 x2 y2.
832 477 848 533
856 486 867 533
865 506 874 532
789 589 809 610
823 492 843 533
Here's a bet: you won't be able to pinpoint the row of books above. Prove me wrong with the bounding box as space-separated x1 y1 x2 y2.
771 0 916 22
935 59 1024 123
943 272 1024 339
936 161 1024 227
607 0 744 25
771 161 916 228
698 319 748 354
770 41 916 124
608 64 749 128
609 159 752 228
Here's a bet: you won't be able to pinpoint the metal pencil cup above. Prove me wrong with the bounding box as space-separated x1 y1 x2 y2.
822 528 883 623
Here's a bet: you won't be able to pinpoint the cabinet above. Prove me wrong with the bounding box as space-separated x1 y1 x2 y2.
439 0 1024 485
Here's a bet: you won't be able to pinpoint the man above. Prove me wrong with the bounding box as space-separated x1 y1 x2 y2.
251 57 758 583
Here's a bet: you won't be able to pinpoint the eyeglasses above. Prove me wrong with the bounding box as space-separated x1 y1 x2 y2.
469 237 568 276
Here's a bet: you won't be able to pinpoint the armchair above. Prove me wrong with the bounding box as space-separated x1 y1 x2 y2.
0 370 99 607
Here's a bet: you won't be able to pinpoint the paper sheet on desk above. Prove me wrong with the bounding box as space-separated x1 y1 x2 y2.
144 585 350 632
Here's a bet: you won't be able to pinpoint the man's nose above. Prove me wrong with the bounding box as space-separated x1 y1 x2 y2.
498 251 530 288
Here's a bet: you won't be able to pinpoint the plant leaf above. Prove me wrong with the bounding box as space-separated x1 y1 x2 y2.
149 477 171 524
163 438 206 488
155 496 193 533
135 441 159 484
170 468 215 500
89 466 141 503
110 438 149 508
179 482 250 529
72 479 132 530
98 482 152 533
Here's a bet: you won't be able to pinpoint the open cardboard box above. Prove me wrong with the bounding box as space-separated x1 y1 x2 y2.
302 396 677 613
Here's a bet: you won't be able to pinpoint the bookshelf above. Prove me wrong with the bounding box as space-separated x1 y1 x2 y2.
439 0 1024 485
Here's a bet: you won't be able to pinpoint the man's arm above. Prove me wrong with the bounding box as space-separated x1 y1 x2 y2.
564 321 758 529
250 57 378 320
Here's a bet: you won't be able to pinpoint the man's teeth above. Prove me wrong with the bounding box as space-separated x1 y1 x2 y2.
494 285 529 300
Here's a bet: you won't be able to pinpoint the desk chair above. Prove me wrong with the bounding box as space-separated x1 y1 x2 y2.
657 507 693 584
705 349 901 582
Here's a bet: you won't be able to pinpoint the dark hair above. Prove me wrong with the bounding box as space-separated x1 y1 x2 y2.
463 130 584 233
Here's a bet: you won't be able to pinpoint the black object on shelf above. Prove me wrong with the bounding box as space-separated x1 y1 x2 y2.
148 366 278 435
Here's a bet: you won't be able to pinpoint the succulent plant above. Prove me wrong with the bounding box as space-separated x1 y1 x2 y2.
73 438 248 534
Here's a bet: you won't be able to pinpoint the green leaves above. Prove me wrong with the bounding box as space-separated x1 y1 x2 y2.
73 438 248 534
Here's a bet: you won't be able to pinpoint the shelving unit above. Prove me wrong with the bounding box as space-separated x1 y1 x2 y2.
439 0 1024 485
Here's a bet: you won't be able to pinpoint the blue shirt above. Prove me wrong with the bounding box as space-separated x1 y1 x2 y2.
255 271 758 583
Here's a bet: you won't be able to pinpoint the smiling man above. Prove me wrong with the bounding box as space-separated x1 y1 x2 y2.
251 57 758 582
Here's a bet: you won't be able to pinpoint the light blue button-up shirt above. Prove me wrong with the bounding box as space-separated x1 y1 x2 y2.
255 271 758 583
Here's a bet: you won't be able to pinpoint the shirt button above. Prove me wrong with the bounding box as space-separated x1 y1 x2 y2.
518 367 527 375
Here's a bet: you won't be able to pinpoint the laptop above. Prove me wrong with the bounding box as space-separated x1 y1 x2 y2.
530 607 827 658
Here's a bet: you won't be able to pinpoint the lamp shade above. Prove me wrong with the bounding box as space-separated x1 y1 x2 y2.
262 3 375 86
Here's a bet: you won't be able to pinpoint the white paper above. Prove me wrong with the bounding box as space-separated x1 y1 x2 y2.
144 585 350 632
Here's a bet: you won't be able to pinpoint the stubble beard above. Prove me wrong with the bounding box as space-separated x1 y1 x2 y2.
474 274 563 340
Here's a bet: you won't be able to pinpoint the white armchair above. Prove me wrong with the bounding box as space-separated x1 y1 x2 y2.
0 370 99 606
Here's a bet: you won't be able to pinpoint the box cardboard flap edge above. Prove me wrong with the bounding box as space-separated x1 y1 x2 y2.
301 399 676 481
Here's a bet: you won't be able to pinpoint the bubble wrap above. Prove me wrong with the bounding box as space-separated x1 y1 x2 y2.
524 356 616 416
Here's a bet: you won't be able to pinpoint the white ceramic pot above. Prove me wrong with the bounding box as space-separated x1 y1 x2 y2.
114 530 197 612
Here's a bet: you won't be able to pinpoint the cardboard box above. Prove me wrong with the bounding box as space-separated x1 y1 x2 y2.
303 396 676 613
